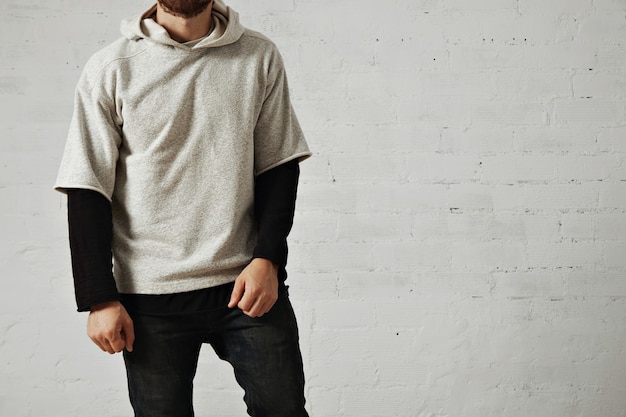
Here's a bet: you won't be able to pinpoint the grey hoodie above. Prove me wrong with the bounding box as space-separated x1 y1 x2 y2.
55 1 311 294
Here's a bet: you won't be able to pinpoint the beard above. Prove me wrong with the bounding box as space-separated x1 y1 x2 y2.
158 0 212 18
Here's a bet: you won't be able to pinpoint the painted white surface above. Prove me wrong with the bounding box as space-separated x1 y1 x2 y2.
1 0 625 415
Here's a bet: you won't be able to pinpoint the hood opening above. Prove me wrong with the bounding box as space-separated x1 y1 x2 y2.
120 0 245 49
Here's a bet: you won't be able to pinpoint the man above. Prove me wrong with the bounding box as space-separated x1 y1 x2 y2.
54 0 311 415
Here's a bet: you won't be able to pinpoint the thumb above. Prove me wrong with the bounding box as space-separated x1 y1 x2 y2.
228 278 245 308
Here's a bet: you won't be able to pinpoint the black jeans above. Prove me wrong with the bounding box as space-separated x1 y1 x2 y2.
122 285 308 417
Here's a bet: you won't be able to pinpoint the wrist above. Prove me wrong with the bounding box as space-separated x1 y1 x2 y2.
251 257 279 272
90 300 121 311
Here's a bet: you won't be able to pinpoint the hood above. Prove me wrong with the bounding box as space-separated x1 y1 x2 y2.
120 0 245 49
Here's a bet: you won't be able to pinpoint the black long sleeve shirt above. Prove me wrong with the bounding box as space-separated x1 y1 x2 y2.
67 159 300 312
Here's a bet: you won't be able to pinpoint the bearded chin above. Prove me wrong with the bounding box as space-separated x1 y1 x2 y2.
158 0 212 18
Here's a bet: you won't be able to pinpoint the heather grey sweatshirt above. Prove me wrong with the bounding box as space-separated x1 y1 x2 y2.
55 1 311 294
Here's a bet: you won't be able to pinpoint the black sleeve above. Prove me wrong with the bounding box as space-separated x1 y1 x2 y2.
252 159 300 281
67 189 119 312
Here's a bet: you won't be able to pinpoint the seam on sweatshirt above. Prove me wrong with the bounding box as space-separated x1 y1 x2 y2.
88 47 149 95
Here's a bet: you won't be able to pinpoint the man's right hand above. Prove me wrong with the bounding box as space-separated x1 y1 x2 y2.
87 301 135 354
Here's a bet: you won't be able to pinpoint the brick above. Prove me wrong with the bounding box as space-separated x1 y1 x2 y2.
345 70 414 102
319 94 398 127
441 126 515 154
336 212 414 241
329 155 406 183
406 153 481 182
193 389 247 416
599 182 626 208
470 100 545 126
290 210 338 243
444 0 516 10
521 214 561 240
306 387 341 417
448 240 526 272
609 154 626 181
308 328 416 387
518 0 593 14
290 242 375 273
449 43 596 71
566 272 626 296
560 212 594 240
593 0 626 10
301 126 365 158
420 70 498 98
596 45 626 69
480 155 558 183
413 271 493 296
526 241 601 268
374 295 452 328
603 242 626 267
366 125 441 154
343 388 421 416
298 154 332 183
296 182 358 212
395 97 473 126
290 70 346 103
553 99 625 126
524 183 599 210
556 155 616 181
594 213 626 240
374 40 449 72
448 183 494 210
577 13 626 45
597 126 626 153
516 13 579 44
230 0 294 16
491 184 526 210
337 272 414 299
412 210 448 237
445 212 492 238
479 213 560 241
573 71 626 99
287 272 338 299
357 183 449 212
496 70 571 101
373 241 453 270
513 126 599 153
313 299 375 329
480 154 616 183
491 271 566 298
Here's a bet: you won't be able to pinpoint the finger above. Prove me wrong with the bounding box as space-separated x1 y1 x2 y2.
89 333 113 354
237 290 256 313
109 331 126 353
244 294 269 318
97 336 116 354
104 341 117 355
91 337 108 353
253 293 278 317
261 297 277 316
228 278 245 308
262 296 278 315
123 319 135 352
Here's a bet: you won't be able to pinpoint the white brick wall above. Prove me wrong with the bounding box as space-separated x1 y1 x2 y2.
1 0 625 416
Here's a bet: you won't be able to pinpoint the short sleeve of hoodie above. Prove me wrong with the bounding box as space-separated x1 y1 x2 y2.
253 48 311 176
54 59 122 202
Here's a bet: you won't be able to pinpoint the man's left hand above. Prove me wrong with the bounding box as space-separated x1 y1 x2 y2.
228 258 279 318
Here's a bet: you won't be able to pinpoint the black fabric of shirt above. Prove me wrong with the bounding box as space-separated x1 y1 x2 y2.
67 159 300 312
